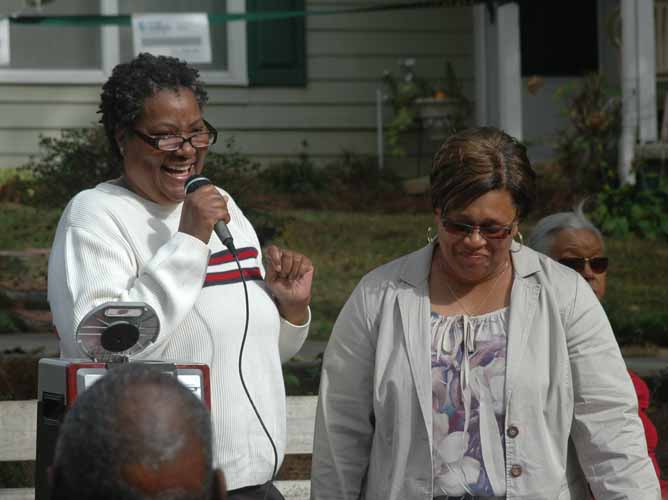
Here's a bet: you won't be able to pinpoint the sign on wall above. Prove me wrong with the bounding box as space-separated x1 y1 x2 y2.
132 13 212 64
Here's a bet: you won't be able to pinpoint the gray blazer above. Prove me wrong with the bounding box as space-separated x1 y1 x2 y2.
311 243 659 500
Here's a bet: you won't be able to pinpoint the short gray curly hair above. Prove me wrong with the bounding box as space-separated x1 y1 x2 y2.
527 201 603 256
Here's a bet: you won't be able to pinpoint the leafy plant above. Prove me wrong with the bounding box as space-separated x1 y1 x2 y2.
282 360 322 396
381 59 470 157
554 74 668 241
608 308 668 347
323 150 405 210
259 145 326 195
553 73 621 193
255 148 408 211
204 136 262 210
27 127 119 208
590 180 668 240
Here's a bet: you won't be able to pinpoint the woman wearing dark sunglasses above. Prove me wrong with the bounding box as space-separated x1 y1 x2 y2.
47 53 314 500
528 204 608 301
312 127 659 500
529 204 667 499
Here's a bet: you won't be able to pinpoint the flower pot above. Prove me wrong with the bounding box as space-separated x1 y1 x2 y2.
414 97 462 141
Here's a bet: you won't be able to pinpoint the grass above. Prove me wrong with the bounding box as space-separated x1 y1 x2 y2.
0 202 667 344
270 209 668 343
271 210 434 340
605 237 668 314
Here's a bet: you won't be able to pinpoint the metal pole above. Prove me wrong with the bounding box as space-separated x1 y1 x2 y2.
376 88 384 170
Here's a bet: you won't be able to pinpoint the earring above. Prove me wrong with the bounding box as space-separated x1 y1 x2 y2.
427 226 437 244
514 231 524 247
119 146 125 157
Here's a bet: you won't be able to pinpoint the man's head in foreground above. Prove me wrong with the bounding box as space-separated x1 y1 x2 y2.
50 363 225 500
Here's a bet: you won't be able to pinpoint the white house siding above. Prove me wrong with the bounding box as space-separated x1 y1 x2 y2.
0 3 474 171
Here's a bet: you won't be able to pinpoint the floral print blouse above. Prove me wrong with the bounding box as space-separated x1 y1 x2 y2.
431 308 509 498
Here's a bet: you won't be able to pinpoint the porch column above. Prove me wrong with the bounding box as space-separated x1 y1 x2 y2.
637 0 657 143
496 2 523 140
473 4 489 125
619 0 658 185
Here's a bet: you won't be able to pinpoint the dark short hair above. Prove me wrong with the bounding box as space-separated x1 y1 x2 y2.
99 52 208 160
430 127 536 218
51 363 213 500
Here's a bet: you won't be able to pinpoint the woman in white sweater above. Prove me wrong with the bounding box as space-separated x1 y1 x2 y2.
47 53 314 500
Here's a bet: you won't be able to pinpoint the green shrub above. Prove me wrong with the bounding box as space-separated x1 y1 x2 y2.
609 309 668 347
325 150 400 190
27 127 119 209
0 310 23 333
0 168 36 204
323 150 405 211
256 150 407 211
259 151 326 195
590 181 668 240
0 173 36 205
202 136 261 209
282 360 322 396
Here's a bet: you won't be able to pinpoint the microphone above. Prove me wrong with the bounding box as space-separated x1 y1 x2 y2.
184 175 236 255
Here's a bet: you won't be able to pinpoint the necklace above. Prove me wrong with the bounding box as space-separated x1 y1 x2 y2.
440 255 510 317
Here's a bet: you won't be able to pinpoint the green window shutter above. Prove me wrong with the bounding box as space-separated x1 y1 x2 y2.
247 0 306 86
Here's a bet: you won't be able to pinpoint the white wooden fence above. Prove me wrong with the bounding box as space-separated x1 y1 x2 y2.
0 396 317 500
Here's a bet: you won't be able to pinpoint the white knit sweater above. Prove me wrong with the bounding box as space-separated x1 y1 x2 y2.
47 182 310 489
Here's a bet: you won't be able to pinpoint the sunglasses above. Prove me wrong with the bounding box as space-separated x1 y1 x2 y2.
558 257 609 274
441 218 516 240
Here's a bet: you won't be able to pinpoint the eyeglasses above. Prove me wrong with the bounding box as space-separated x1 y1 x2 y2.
558 257 609 274
440 218 516 240
132 119 218 152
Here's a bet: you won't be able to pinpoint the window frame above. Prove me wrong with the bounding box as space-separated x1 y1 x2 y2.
0 0 247 85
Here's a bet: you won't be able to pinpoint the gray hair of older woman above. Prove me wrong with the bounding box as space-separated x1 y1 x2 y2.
527 202 604 256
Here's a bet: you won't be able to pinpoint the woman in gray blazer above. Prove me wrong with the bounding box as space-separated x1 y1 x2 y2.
311 127 659 500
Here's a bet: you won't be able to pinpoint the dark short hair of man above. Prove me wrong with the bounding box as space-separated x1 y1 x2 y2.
50 363 215 500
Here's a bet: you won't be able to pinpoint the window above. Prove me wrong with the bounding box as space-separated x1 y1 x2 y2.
0 0 247 84
246 0 306 86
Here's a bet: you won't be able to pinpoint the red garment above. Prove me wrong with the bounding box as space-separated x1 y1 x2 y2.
592 370 666 499
628 370 667 498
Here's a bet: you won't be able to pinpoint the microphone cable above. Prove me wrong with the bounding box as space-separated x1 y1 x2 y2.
232 251 279 493
185 175 278 495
